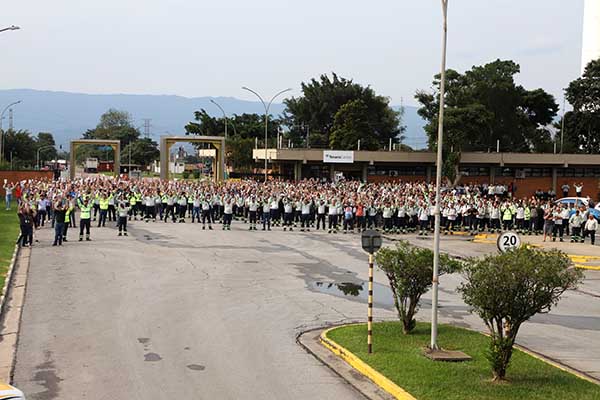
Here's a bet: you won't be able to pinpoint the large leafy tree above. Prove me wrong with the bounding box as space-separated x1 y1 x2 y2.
121 137 160 167
283 73 403 149
416 60 558 153
83 109 140 146
559 59 600 153
36 132 57 166
2 129 37 168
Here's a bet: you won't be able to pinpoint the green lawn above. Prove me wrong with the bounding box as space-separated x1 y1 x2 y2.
327 322 600 400
0 203 20 289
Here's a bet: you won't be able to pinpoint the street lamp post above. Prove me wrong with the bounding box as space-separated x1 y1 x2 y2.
210 99 228 140
37 145 55 170
431 0 449 351
0 25 20 33
242 86 292 182
0 100 22 163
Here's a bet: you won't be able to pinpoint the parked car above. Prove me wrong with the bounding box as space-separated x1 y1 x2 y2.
555 197 600 220
0 381 25 399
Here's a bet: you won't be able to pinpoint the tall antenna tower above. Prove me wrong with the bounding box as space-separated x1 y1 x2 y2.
8 108 13 130
582 0 600 74
143 118 152 138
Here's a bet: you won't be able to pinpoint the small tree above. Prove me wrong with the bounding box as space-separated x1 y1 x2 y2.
376 241 461 334
458 247 583 381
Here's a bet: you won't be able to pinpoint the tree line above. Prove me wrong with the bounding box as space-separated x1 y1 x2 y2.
2 58 599 171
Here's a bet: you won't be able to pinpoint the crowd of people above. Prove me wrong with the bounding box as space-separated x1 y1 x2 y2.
5 177 598 247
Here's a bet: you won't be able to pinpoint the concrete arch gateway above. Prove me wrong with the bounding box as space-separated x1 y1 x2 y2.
159 135 225 181
69 139 121 180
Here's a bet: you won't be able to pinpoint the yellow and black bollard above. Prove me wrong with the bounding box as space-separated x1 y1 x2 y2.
361 230 382 354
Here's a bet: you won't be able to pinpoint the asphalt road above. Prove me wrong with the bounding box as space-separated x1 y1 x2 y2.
12 218 600 399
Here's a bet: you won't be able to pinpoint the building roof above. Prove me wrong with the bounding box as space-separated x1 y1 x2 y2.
252 149 600 167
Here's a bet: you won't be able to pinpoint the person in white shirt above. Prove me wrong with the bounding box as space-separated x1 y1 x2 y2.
584 214 597 245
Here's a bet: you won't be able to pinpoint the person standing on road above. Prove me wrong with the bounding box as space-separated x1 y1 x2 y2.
52 199 67 246
78 197 92 241
63 197 74 242
17 203 35 247
98 193 109 227
569 210 584 243
117 201 130 236
584 214 597 245
542 206 554 243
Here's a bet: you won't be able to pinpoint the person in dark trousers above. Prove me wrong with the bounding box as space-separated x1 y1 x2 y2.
78 197 92 241
52 200 67 246
17 203 35 247
117 202 130 236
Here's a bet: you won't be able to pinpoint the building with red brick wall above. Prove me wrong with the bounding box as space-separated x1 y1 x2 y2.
0 171 54 196
253 149 600 200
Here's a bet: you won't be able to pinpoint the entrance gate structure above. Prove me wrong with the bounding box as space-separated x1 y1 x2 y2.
159 135 225 181
69 139 121 180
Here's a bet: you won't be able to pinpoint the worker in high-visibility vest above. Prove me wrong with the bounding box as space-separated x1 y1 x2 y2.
63 196 74 242
500 202 514 231
98 193 110 227
78 197 92 241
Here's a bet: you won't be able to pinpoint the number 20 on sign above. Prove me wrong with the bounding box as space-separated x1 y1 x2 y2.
497 231 521 253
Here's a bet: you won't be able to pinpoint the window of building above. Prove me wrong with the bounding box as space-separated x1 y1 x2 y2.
459 167 489 176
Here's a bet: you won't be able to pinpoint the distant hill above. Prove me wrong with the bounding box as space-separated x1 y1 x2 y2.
0 89 428 149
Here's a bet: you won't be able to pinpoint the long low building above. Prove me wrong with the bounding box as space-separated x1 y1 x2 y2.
253 149 600 198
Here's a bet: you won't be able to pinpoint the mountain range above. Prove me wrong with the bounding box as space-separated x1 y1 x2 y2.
0 89 428 149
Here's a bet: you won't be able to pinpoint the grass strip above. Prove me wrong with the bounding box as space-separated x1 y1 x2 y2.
327 322 600 400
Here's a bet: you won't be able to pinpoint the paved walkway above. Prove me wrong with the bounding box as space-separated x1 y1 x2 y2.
11 220 600 399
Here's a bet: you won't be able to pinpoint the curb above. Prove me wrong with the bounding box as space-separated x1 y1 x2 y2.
513 343 600 386
0 244 20 318
320 326 416 400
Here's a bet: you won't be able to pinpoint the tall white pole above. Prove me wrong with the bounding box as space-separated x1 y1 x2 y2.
242 87 292 183
0 101 22 163
560 96 566 154
431 0 448 351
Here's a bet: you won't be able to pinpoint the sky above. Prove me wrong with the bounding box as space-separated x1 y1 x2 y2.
1 0 585 108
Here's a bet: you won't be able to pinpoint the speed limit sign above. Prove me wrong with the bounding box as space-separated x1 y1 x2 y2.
497 231 521 253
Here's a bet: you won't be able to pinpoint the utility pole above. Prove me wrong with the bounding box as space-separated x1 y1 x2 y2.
8 109 13 131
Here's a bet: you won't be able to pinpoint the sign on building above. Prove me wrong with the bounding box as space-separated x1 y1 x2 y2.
323 150 354 163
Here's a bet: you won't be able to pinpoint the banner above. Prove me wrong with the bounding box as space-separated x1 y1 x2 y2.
323 150 354 163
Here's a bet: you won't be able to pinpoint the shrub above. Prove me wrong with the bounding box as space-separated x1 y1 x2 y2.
193 170 201 179
458 247 583 381
181 171 190 179
376 241 461 334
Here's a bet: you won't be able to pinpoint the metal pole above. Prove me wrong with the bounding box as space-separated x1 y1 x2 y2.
241 87 292 183
307 125 310 148
431 0 448 351
0 100 22 163
210 99 228 140
368 252 374 354
560 96 566 154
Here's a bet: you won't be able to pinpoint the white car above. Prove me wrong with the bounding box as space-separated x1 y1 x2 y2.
555 197 600 220
0 382 25 399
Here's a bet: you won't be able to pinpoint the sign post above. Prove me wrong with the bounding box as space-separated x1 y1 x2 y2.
361 230 382 354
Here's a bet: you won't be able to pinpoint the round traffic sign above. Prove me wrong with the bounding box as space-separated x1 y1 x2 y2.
497 231 521 253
